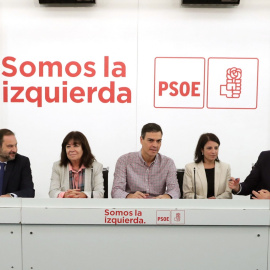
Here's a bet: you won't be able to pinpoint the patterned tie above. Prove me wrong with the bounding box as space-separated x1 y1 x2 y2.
0 163 5 195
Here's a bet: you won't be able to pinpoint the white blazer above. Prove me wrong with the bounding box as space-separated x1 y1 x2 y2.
49 160 104 198
183 161 232 199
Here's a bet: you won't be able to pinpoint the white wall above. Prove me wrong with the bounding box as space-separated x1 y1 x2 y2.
0 0 269 198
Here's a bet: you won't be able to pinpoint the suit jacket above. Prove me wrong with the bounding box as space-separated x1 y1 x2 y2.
49 160 104 198
3 153 35 197
239 151 270 195
183 161 232 199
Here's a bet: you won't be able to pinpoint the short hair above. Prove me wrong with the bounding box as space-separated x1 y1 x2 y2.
194 133 220 163
0 129 15 147
141 123 163 139
60 131 95 168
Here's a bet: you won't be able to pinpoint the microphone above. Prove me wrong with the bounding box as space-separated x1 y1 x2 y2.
193 167 197 199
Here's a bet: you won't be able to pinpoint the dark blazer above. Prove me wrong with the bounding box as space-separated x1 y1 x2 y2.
3 153 35 197
239 151 270 196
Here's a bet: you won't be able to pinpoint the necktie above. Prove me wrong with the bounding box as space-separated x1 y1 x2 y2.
0 163 5 196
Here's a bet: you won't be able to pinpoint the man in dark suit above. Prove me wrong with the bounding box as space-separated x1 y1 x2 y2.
229 151 270 199
0 129 35 198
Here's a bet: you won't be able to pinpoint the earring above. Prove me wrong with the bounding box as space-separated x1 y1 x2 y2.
201 152 204 155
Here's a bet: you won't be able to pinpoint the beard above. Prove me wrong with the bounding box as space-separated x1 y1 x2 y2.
0 151 16 162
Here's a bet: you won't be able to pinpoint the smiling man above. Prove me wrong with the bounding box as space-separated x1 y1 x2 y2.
111 123 180 199
0 129 35 198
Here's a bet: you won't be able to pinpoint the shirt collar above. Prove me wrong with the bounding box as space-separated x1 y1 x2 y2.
68 163 85 173
138 150 159 166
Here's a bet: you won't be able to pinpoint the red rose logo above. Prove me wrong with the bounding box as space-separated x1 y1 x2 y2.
227 67 242 80
220 67 242 98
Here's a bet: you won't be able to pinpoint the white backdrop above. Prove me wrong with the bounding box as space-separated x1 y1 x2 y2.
0 0 270 198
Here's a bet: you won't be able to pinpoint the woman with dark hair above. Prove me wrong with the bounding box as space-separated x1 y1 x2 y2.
49 131 104 198
183 133 232 199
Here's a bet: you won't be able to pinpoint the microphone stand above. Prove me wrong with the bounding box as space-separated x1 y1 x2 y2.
194 167 197 199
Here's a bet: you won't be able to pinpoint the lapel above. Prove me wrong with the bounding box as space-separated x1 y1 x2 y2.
196 162 207 198
64 165 70 190
3 160 15 193
214 161 221 197
84 167 92 191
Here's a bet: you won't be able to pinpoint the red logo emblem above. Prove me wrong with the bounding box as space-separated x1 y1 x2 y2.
220 67 242 98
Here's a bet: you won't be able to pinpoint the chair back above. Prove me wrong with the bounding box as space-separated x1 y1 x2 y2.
177 169 185 199
102 168 109 198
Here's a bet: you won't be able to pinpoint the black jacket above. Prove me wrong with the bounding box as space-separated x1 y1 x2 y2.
3 153 35 197
239 151 270 195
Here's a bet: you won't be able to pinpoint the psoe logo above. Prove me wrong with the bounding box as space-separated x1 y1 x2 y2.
156 210 171 225
171 210 185 225
207 58 259 109
220 67 242 98
154 57 205 109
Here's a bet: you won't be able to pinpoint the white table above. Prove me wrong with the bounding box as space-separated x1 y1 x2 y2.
1 199 270 270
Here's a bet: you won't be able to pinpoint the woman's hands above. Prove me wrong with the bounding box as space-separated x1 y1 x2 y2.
64 189 87 198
